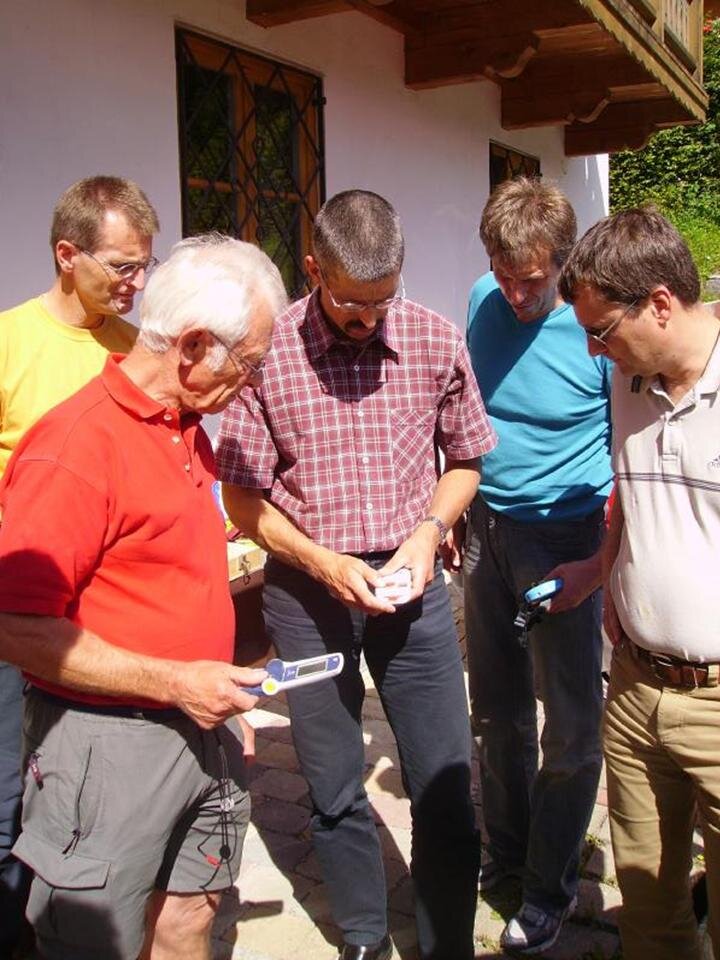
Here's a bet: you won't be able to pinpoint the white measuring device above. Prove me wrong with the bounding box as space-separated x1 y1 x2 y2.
245 652 345 697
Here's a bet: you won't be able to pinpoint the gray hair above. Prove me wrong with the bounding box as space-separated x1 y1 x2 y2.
312 190 404 282
138 234 287 365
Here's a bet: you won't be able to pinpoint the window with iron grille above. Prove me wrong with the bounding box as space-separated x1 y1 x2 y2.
489 141 540 190
176 29 325 299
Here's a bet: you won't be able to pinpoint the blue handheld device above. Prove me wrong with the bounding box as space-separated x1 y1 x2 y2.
523 578 564 606
244 653 344 697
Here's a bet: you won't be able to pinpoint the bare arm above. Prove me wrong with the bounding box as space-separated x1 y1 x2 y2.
0 612 265 729
601 491 624 645
378 457 481 600
222 484 394 614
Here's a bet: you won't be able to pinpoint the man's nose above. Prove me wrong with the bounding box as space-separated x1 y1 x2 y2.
130 268 147 292
357 306 381 326
508 283 527 305
586 336 605 358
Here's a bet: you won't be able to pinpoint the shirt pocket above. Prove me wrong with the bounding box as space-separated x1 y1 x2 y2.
392 408 436 484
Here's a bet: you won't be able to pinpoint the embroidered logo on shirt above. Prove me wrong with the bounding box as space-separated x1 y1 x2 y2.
708 454 720 469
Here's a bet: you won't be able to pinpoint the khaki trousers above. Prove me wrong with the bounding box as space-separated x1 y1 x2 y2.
604 640 720 960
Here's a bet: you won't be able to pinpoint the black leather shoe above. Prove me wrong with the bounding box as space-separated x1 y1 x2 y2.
338 933 393 960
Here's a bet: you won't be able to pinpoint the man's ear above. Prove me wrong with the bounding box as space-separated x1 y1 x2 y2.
305 255 321 288
648 285 672 325
55 240 78 275
176 328 213 368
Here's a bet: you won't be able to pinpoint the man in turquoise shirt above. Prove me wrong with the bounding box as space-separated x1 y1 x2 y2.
463 178 612 955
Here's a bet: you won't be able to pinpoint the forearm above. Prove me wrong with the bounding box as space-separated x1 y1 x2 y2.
424 458 481 540
602 491 624 588
222 484 337 582
0 612 179 703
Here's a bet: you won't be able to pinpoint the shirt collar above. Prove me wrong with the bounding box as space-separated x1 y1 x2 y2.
302 288 400 361
695 328 720 397
101 354 200 427
644 328 720 404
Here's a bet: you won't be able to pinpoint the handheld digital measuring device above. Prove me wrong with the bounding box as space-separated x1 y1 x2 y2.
245 652 344 697
523 578 564 606
514 578 564 646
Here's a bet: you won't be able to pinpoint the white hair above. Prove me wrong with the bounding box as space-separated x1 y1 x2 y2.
138 234 287 357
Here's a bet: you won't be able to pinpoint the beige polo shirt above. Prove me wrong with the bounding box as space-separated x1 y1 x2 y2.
611 334 720 661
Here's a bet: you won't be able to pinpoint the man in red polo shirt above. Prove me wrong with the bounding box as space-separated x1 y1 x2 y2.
0 235 287 960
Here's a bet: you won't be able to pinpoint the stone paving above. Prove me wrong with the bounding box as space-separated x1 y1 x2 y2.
210 672 631 960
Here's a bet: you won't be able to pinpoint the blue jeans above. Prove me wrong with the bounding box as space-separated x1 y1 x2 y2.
0 662 30 949
463 496 603 911
263 556 480 960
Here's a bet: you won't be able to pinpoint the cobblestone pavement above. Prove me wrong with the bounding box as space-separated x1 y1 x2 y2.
211 672 639 960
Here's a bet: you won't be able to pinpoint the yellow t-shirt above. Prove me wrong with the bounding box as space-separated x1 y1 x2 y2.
0 297 137 476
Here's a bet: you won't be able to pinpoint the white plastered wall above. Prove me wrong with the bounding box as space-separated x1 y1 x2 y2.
0 0 609 327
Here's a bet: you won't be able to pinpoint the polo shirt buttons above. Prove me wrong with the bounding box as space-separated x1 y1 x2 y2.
184 463 191 472
172 436 181 444
163 413 173 422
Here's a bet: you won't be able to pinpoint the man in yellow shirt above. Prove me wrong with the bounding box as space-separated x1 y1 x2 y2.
0 175 159 956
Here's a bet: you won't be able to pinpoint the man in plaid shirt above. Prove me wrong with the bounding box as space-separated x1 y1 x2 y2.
217 190 496 960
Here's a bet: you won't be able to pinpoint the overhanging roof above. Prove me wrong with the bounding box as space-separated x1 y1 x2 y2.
247 0 709 155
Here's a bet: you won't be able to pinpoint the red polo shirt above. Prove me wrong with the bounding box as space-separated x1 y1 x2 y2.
0 355 234 706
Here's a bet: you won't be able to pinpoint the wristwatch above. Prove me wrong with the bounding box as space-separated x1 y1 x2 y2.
421 514 449 543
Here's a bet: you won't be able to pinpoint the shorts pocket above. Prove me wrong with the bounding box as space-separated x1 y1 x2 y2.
14 831 111 945
14 830 110 890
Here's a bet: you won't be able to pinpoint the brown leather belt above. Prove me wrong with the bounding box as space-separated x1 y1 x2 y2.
627 639 719 689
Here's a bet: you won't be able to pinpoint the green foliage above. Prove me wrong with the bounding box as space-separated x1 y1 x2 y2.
609 19 720 286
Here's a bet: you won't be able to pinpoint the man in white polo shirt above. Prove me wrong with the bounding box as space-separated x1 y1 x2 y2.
558 207 720 960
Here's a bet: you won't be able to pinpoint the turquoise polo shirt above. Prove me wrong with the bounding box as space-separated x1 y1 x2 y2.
467 273 613 521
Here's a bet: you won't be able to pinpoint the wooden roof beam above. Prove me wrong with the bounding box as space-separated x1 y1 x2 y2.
246 0 415 33
246 0 347 27
564 98 696 155
406 32 540 88
404 4 595 90
500 53 653 128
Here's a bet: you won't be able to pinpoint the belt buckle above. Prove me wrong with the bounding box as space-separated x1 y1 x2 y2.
680 664 707 689
650 653 674 680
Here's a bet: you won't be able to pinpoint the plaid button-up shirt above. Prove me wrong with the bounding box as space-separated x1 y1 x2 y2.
216 290 497 554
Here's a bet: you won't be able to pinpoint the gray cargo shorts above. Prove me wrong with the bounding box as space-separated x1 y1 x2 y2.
13 689 251 960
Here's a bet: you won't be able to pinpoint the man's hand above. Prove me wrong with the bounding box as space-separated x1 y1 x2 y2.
377 522 438 603
320 553 395 615
170 661 268 729
441 515 466 573
544 553 602 614
603 590 623 647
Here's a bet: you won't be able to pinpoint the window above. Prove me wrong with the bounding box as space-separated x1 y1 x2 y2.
176 29 325 298
489 141 540 191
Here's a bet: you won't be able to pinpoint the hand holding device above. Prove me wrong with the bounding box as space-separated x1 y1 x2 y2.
514 578 564 645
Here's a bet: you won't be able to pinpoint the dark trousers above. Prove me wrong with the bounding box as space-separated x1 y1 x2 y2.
464 496 604 911
0 662 30 950
263 556 480 960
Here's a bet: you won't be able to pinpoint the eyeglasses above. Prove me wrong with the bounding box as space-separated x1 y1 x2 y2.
585 300 638 347
213 334 266 381
79 248 159 281
319 268 405 313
